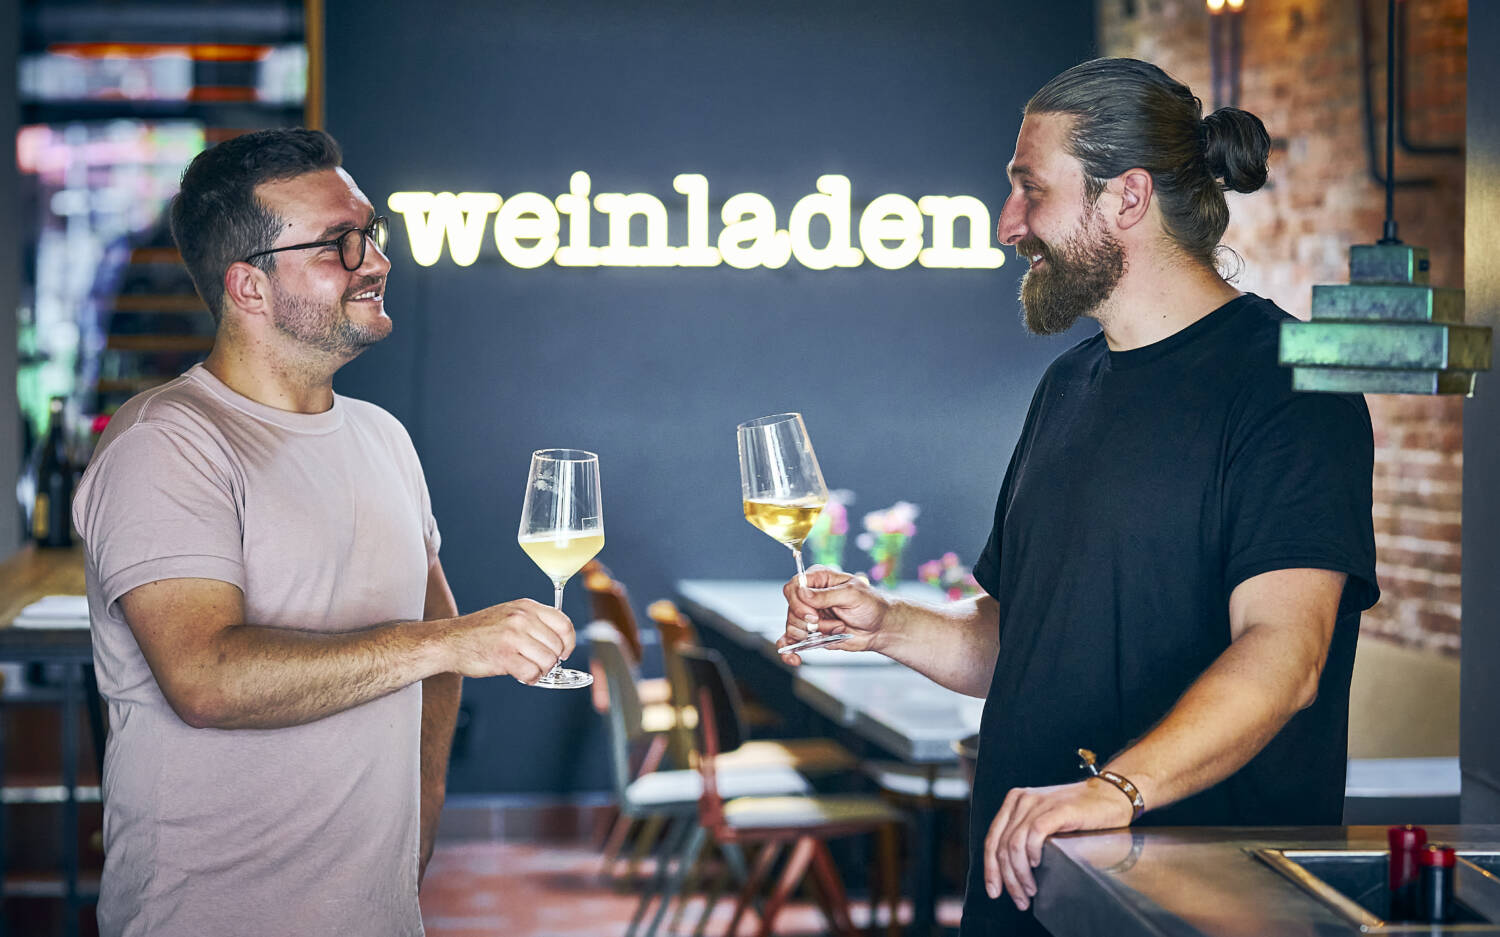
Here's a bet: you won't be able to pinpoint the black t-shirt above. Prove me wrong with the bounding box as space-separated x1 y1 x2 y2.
961 294 1378 936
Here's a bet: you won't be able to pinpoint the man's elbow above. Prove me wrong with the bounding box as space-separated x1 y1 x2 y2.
165 682 233 729
1290 662 1324 714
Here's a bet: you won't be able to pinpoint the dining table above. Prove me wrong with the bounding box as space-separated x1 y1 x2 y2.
0 544 96 937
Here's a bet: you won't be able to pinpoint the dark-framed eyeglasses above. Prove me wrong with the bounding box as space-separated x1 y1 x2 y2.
243 215 390 272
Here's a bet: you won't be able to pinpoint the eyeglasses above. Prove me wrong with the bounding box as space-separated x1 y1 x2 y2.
243 215 390 272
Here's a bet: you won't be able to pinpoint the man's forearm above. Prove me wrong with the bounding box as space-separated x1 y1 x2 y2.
175 618 453 730
881 595 1000 698
1101 622 1319 813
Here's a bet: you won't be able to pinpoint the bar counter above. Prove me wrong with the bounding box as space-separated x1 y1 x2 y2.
1036 825 1500 936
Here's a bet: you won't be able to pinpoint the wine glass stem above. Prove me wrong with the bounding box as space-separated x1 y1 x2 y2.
792 549 816 635
547 580 567 677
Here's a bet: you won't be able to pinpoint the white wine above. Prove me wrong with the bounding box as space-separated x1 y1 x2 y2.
743 497 827 548
519 531 605 582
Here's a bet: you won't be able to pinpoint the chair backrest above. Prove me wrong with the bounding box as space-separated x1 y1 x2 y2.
587 621 646 802
678 646 748 760
647 599 701 712
583 560 645 664
680 647 742 835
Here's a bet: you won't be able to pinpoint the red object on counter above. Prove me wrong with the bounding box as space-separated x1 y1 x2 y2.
1419 845 1458 923
1388 825 1428 921
1419 844 1457 868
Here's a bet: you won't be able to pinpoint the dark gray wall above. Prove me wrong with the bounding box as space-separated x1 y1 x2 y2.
325 1 1096 793
1462 1 1500 824
0 0 21 556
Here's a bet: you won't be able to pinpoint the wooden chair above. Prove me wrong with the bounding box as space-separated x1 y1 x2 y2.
584 562 698 867
648 599 858 778
591 624 813 937
647 646 902 937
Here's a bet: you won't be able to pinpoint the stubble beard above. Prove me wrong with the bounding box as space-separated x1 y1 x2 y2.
1017 207 1127 336
270 289 389 360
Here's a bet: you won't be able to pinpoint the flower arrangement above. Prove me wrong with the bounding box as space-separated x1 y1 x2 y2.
805 490 853 570
918 552 983 600
857 501 919 587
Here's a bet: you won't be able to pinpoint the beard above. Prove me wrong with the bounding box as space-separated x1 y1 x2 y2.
269 284 389 359
1016 207 1126 336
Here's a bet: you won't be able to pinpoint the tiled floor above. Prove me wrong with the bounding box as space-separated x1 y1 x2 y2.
419 838 964 937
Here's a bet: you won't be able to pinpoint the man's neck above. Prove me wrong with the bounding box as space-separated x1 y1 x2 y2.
1092 250 1243 352
202 336 341 414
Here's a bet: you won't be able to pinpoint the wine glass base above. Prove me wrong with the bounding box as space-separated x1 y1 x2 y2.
778 631 851 654
533 667 594 690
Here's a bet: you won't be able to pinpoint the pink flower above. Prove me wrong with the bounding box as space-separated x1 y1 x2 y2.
826 499 849 536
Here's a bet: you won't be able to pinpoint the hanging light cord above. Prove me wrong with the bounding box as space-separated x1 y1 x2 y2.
1380 0 1400 244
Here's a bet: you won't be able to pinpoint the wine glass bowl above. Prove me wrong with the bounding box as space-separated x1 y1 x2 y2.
518 448 602 689
736 413 849 654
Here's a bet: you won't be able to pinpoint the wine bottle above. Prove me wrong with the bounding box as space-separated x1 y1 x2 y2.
32 397 73 548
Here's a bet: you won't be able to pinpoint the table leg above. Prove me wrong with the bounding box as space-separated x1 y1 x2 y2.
0 678 7 937
907 765 940 937
62 665 80 937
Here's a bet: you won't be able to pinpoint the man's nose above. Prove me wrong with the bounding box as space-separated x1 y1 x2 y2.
996 193 1028 247
361 237 393 276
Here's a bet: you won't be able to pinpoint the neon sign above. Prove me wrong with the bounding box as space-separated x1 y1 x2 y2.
387 172 1004 271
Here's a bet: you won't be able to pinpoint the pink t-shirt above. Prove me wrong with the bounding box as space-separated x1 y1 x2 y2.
74 364 441 937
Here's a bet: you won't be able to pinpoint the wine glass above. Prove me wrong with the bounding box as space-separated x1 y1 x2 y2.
736 413 849 653
518 449 603 689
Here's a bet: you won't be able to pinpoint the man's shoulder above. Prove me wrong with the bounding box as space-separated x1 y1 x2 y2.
336 395 420 454
1040 329 1108 382
338 395 410 434
102 371 227 446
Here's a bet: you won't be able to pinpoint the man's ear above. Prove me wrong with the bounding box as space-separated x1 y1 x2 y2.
1113 168 1154 231
223 261 272 318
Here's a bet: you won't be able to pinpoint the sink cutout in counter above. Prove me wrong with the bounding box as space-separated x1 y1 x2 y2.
1250 849 1500 932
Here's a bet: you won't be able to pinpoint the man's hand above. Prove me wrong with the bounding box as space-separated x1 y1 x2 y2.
778 567 893 665
445 599 576 684
982 779 1135 911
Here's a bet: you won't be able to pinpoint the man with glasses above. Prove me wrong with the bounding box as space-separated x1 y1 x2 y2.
73 128 576 937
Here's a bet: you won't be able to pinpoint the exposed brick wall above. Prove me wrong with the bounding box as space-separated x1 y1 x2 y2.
1098 0 1467 655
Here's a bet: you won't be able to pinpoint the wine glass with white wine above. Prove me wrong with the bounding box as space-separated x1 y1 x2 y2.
737 413 849 654
518 448 603 689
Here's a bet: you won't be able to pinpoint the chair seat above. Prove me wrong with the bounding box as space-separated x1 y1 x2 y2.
863 760 970 801
641 702 697 734
715 738 857 775
625 764 811 811
638 677 673 707
723 793 905 831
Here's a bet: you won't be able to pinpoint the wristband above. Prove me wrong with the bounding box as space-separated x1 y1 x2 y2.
1077 748 1145 823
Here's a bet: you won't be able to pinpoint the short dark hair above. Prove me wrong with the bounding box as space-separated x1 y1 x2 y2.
1026 57 1271 270
169 128 343 322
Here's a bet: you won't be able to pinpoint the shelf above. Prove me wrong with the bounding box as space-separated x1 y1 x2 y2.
105 335 213 353
112 295 206 313
21 100 304 125
127 247 182 264
1 785 101 805
3 873 101 900
94 378 171 395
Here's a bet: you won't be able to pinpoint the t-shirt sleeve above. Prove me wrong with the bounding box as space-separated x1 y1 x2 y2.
1222 390 1380 615
75 424 246 612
